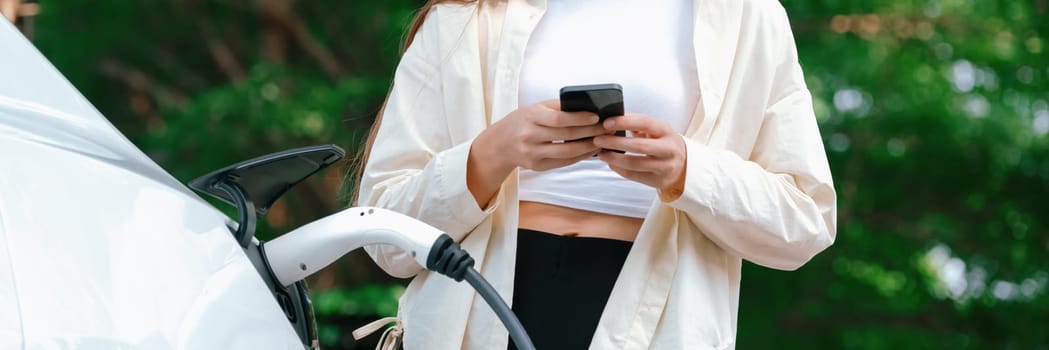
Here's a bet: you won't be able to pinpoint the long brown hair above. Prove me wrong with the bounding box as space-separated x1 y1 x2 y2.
348 0 480 205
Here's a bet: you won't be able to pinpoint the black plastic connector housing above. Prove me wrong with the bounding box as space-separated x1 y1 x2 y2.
425 234 475 282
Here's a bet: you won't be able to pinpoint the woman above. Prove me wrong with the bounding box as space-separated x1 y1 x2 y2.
355 0 836 349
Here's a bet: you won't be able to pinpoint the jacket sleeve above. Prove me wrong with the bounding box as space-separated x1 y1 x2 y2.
358 9 498 278
663 8 836 271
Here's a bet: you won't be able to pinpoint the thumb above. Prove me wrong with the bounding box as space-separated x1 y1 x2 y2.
537 99 561 110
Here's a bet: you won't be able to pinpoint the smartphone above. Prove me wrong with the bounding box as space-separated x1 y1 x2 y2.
559 83 624 122
559 83 626 153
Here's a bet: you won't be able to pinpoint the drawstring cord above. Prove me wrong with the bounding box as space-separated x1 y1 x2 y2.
352 317 402 350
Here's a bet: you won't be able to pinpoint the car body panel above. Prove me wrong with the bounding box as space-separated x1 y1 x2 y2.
0 19 302 350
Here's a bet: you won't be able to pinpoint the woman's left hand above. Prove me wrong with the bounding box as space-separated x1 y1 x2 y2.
594 114 688 195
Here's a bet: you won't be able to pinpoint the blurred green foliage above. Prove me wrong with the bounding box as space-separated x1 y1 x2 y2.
313 284 405 319
22 0 1049 349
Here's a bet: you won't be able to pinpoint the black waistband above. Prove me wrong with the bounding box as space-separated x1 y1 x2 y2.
515 228 632 272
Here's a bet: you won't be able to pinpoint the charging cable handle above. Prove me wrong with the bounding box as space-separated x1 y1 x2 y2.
264 207 535 350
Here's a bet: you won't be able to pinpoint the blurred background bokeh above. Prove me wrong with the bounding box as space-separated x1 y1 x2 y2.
4 0 1047 348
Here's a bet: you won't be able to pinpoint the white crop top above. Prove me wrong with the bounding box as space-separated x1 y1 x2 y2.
517 0 700 218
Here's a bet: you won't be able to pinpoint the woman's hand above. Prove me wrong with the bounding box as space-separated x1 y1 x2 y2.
594 114 688 198
467 99 606 207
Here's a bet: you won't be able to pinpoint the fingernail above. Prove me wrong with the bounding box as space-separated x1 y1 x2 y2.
605 119 615 128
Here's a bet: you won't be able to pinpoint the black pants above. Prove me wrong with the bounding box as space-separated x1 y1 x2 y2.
508 229 633 350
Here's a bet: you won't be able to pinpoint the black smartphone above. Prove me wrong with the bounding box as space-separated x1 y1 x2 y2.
559 83 626 153
559 83 624 122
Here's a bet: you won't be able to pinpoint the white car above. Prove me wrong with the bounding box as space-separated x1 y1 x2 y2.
0 18 533 350
0 17 323 350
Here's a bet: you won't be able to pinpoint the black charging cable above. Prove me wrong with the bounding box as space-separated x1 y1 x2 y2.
427 234 536 350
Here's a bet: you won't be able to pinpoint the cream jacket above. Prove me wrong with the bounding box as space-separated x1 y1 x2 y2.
358 0 836 349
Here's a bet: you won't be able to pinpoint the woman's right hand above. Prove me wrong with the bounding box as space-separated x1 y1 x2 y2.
467 99 606 206
483 99 606 171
